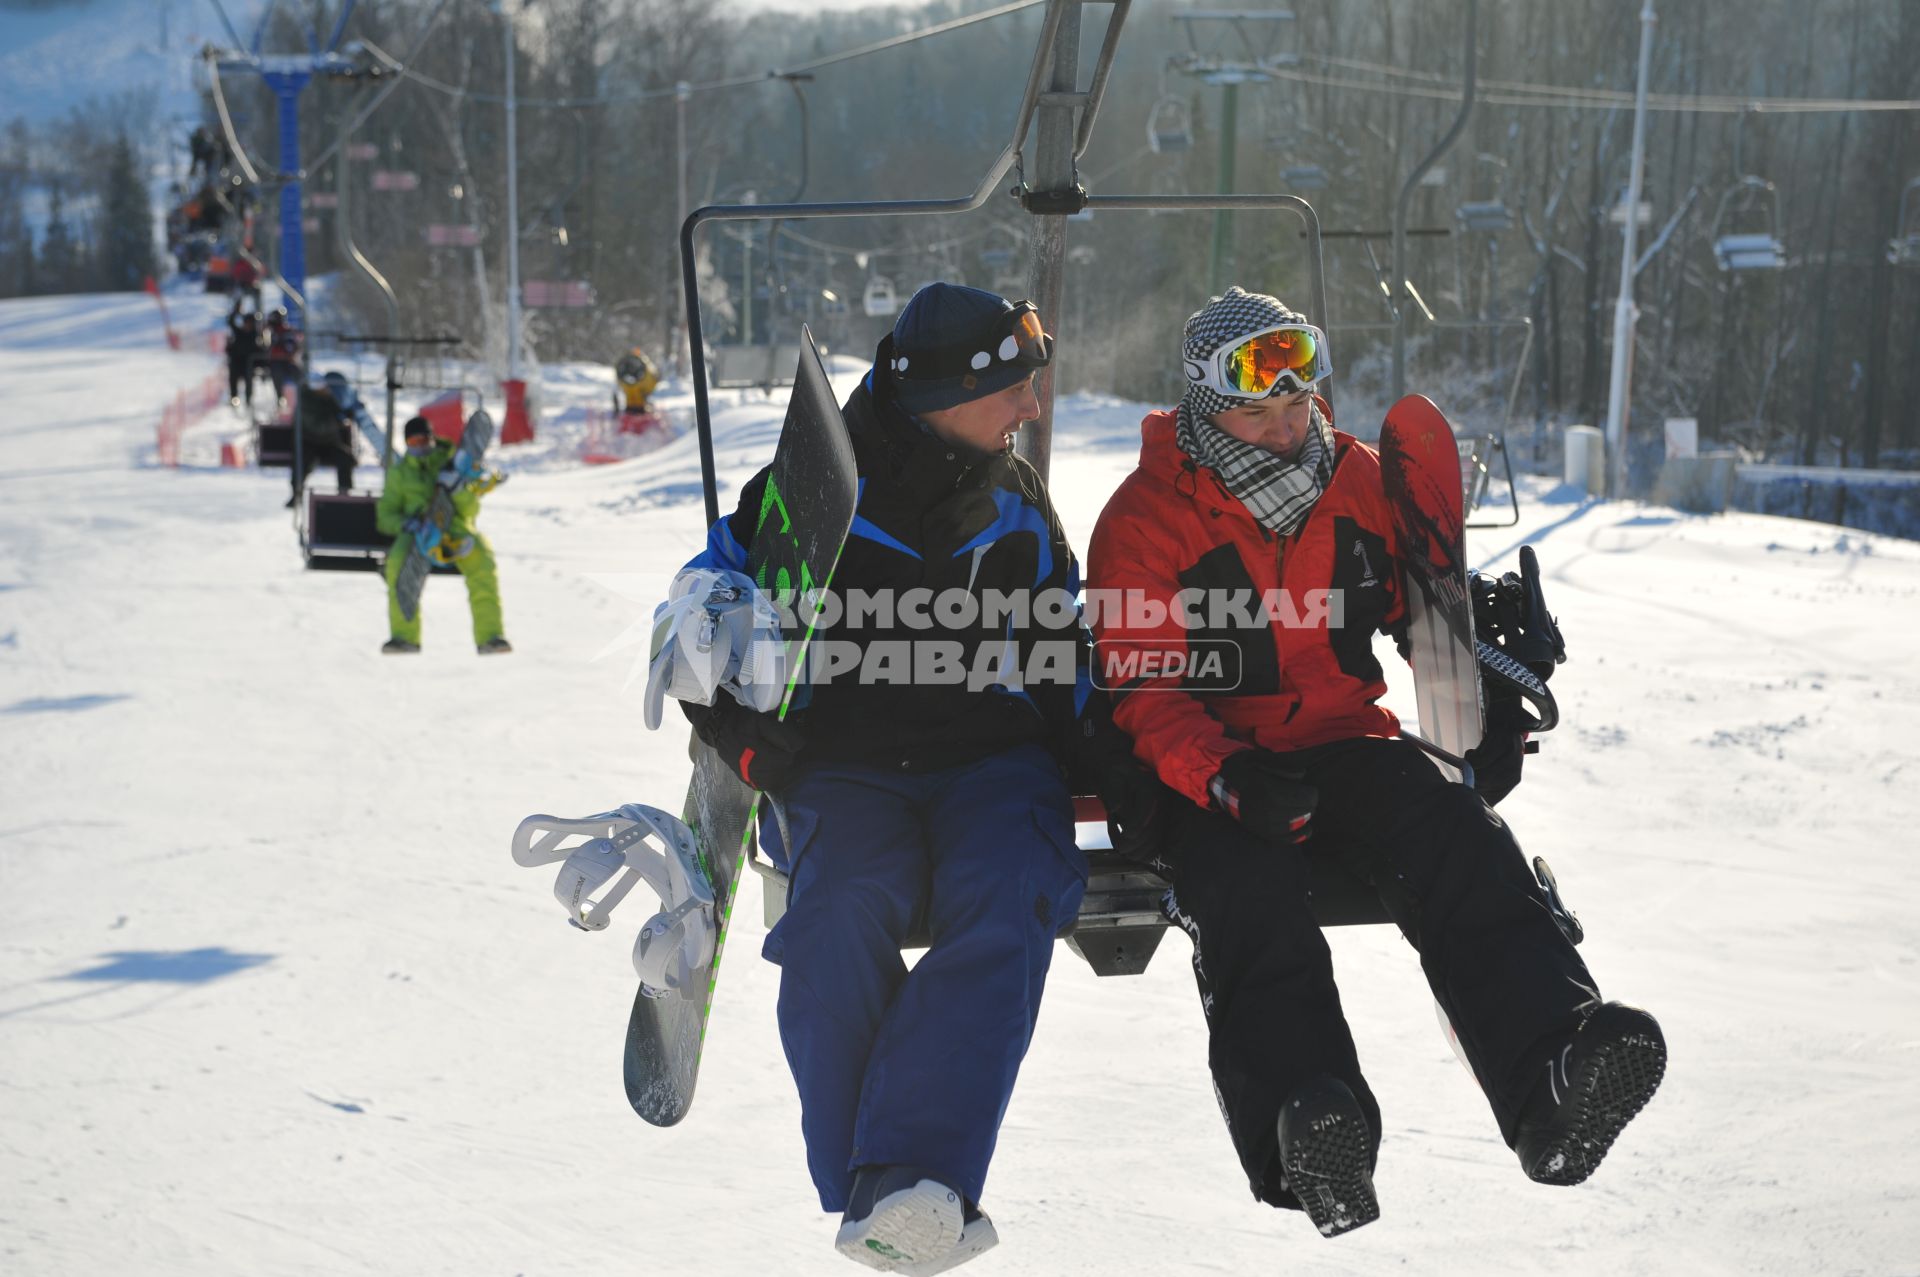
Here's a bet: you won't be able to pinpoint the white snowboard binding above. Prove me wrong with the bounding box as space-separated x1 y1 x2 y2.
511 804 716 996
642 567 788 731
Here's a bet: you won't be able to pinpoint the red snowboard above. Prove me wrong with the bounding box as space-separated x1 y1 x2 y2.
1378 395 1483 770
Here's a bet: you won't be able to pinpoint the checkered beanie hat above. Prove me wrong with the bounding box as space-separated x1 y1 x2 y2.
1175 287 1336 538
1179 287 1311 419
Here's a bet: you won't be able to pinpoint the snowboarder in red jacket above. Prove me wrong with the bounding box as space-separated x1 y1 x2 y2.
1087 287 1665 1238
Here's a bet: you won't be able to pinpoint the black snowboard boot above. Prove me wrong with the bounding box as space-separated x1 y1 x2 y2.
381 638 421 655
1277 1076 1379 1238
1515 1001 1666 1186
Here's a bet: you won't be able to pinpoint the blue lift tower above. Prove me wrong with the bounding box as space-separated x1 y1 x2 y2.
205 0 359 329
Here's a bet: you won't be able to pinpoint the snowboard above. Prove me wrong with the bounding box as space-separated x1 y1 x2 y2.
1378 394 1482 778
1381 396 1585 955
393 409 493 622
623 326 858 1126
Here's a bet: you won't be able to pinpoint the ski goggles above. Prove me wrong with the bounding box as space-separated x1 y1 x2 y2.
1183 323 1331 400
891 300 1053 382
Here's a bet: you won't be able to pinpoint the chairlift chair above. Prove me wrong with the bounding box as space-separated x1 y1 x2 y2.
1147 95 1193 154
1711 177 1786 271
1888 177 1920 268
861 275 898 317
1281 163 1329 191
1455 201 1513 233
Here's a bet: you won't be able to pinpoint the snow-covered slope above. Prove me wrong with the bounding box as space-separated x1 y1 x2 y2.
2 288 1917 1275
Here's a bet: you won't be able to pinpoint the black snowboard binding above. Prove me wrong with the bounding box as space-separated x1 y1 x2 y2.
1470 544 1567 733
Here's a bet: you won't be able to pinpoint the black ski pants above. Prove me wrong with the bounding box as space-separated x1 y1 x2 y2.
227 352 256 404
1152 735 1598 1211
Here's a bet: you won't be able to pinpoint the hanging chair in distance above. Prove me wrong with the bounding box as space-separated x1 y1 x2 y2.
861 276 898 317
1147 96 1192 154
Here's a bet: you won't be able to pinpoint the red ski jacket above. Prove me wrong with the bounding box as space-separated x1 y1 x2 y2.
1087 405 1408 806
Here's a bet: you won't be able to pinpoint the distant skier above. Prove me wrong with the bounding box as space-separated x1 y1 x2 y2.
660 284 1154 1272
187 125 221 180
263 308 301 402
1085 288 1666 1238
230 250 262 311
613 347 660 416
375 415 510 656
288 371 366 508
225 303 259 409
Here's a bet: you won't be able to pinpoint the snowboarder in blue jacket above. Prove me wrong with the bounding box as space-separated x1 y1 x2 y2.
674 284 1154 1273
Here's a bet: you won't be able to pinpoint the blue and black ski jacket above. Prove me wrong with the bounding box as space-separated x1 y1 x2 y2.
687 341 1100 778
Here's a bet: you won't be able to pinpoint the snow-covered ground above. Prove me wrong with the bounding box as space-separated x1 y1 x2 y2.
2 286 1918 1276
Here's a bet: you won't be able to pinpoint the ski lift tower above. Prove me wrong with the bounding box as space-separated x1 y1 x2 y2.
204 1 361 329
1166 8 1299 294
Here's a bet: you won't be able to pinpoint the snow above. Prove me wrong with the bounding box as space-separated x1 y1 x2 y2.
3 285 1919 1276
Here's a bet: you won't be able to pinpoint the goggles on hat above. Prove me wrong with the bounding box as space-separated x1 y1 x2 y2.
1183 322 1330 400
890 300 1053 382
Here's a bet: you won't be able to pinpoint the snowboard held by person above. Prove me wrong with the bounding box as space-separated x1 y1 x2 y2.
1085 286 1666 1239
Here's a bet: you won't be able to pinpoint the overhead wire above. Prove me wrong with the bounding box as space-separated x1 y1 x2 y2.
364 0 1047 111
1291 53 1920 115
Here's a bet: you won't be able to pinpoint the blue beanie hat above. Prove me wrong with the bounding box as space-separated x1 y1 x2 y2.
888 283 1044 415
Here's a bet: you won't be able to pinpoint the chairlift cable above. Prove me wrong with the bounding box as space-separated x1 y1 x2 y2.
1311 50 1920 114
1270 57 1920 115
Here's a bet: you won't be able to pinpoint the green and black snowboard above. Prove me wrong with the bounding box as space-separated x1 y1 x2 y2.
623 327 858 1126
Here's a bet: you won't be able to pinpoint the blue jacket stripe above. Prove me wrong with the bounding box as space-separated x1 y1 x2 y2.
951 489 1054 588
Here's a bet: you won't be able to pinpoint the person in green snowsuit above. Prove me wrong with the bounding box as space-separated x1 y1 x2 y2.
376 415 511 655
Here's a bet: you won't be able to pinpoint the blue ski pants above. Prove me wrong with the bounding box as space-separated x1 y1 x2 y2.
761 743 1086 1212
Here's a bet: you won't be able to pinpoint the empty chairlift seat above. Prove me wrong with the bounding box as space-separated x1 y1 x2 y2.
861 276 899 318
302 490 461 575
1148 97 1193 154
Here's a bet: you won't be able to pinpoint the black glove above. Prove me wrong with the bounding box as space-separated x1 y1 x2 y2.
680 698 807 792
1092 741 1171 865
1212 749 1318 846
1464 693 1534 805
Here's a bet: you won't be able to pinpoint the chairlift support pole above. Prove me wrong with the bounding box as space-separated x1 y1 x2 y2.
500 2 523 385
1604 0 1657 499
1392 0 1476 401
329 76 404 468
675 81 691 381
1020 1 1088 482
1166 10 1295 296
204 1 362 329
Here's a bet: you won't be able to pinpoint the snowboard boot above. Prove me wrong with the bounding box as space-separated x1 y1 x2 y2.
834 1165 964 1272
895 1201 998 1276
476 636 514 655
381 638 422 655
1277 1076 1380 1238
1515 1001 1666 1186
